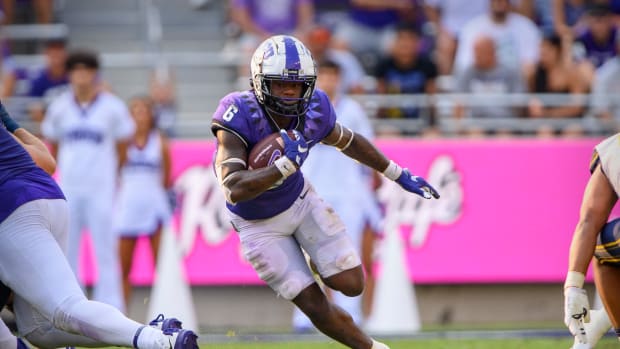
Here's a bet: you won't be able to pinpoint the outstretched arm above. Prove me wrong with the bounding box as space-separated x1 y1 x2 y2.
564 162 617 343
567 164 617 277
322 122 439 199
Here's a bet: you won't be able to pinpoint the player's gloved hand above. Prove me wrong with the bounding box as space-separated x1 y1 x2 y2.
564 271 590 345
0 100 20 133
396 169 440 199
280 129 308 168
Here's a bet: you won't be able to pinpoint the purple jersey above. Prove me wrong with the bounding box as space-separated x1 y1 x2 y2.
211 89 337 220
27 68 68 98
577 28 618 68
231 0 311 35
0 126 64 223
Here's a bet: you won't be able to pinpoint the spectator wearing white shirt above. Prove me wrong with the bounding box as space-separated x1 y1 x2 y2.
302 25 368 94
454 35 525 123
424 0 488 74
41 50 135 311
590 52 620 122
453 0 542 78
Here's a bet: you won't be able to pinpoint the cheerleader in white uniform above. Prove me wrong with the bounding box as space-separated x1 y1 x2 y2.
115 96 172 310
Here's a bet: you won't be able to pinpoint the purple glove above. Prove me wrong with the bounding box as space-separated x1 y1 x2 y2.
280 129 308 168
396 169 440 199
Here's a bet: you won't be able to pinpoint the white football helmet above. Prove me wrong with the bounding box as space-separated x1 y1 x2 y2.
250 35 317 117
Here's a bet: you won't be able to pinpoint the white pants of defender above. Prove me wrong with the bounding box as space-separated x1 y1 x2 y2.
0 199 146 348
64 188 123 311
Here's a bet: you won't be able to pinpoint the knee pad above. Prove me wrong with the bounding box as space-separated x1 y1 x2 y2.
244 247 288 284
277 272 308 300
244 243 314 301
315 237 361 278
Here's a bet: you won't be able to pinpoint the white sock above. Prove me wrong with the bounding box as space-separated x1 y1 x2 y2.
136 326 170 349
372 339 390 349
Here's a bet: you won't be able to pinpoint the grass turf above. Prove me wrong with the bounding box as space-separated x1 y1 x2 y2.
189 338 620 348
80 338 618 348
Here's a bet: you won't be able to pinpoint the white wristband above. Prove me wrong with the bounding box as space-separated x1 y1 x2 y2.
274 156 297 179
382 160 403 181
564 271 585 289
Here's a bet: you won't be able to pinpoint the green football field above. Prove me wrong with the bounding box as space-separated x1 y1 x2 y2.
84 336 619 348
206 338 616 348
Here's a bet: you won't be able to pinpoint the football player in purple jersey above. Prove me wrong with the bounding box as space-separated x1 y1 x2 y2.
211 35 440 349
0 103 197 349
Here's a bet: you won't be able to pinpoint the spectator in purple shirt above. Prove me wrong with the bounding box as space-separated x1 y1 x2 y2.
228 0 314 83
573 4 618 89
28 39 69 98
331 0 427 71
24 39 69 129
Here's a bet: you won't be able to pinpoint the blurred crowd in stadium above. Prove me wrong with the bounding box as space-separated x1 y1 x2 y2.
0 0 620 139
223 0 620 137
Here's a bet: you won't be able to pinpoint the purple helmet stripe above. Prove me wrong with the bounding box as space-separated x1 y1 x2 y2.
283 36 301 71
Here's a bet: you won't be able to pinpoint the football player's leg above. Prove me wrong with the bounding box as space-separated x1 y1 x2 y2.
238 220 369 348
329 202 368 324
295 191 364 297
591 218 620 341
292 284 374 349
1 200 175 349
293 191 390 348
591 264 618 341
19 312 101 348
119 236 138 310
86 193 123 310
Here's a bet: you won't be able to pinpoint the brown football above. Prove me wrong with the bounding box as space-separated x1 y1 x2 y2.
248 131 296 169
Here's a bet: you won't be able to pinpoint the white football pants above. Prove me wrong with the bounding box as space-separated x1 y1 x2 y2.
0 199 154 348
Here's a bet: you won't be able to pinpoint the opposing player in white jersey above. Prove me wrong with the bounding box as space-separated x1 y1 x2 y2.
563 134 620 348
292 59 382 332
0 102 198 349
212 35 440 349
41 50 133 310
116 96 173 309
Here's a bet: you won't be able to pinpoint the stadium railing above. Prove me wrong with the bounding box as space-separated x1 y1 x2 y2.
1 23 68 41
7 49 617 138
351 93 616 136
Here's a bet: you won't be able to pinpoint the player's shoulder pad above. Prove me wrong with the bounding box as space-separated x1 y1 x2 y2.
306 88 337 139
211 91 255 147
305 88 333 119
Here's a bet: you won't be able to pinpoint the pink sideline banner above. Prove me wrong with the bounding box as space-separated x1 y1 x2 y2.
78 138 611 285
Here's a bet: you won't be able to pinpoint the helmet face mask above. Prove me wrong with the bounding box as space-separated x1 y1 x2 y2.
251 35 317 117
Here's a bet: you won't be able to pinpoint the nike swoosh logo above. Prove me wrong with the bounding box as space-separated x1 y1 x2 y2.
299 188 310 199
298 145 308 153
